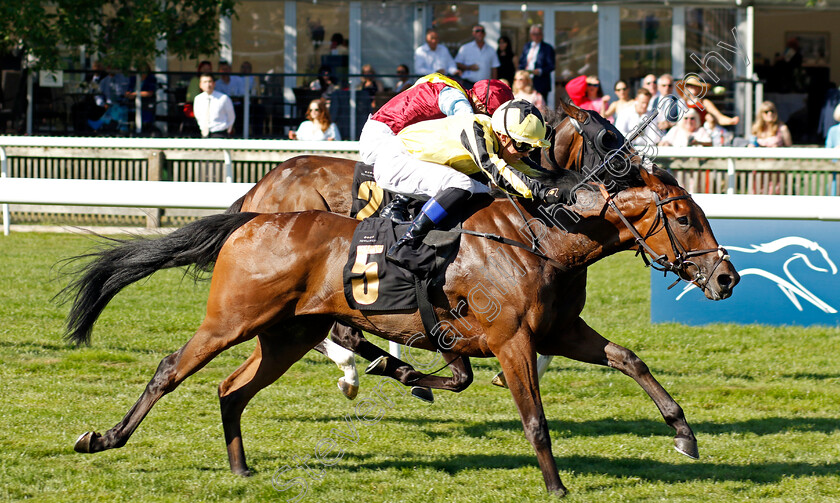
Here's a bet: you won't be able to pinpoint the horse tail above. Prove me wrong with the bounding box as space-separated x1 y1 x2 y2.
58 212 261 346
225 194 245 214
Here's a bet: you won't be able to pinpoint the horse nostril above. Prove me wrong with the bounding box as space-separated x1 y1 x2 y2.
717 274 732 289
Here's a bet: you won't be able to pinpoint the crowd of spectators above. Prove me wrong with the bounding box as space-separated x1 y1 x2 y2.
56 25 840 148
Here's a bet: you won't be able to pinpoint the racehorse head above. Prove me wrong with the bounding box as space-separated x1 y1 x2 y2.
541 100 630 176
632 167 740 300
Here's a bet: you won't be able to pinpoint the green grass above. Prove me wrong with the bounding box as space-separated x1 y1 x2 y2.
1 231 839 502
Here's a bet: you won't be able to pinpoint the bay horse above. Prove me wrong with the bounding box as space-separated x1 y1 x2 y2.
65 162 738 496
227 100 594 396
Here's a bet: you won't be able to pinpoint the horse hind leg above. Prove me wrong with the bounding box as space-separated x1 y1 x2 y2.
74 316 258 455
219 319 330 476
330 322 437 402
312 337 359 400
540 317 698 459
491 354 554 388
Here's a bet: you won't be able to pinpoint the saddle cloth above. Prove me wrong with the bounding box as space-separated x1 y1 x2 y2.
349 161 423 220
343 217 460 311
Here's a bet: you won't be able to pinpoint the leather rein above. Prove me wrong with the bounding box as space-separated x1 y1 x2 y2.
597 184 731 291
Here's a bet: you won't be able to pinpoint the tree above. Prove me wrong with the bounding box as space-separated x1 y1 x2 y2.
0 0 238 70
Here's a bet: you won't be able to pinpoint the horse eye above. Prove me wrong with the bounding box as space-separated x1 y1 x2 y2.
677 216 689 226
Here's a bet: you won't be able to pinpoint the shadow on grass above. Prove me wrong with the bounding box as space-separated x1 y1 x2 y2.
346 453 840 483
285 415 840 438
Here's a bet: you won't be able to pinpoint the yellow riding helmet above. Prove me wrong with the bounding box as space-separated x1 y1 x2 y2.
490 99 551 149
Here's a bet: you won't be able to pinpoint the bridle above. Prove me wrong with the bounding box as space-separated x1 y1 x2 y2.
597 184 731 292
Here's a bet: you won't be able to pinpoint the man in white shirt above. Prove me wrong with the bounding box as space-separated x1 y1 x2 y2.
649 73 678 132
641 74 657 111
455 24 499 89
414 28 458 77
193 73 235 138
615 88 662 146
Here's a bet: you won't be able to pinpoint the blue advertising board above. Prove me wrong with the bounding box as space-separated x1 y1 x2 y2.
651 219 840 326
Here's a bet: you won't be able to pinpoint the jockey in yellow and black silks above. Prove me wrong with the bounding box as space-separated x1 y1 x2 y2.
386 99 569 265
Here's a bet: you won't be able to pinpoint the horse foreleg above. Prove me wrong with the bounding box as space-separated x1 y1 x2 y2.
219 322 328 476
537 317 698 459
493 330 567 496
389 352 473 395
74 317 254 455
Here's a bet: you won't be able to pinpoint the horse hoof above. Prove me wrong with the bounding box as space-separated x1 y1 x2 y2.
74 431 99 453
674 436 699 459
365 356 390 376
337 378 359 400
490 372 508 388
410 386 434 403
233 468 253 477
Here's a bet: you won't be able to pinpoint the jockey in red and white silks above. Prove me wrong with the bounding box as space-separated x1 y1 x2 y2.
359 74 513 200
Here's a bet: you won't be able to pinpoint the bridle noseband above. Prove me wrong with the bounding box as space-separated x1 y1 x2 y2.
597 184 731 292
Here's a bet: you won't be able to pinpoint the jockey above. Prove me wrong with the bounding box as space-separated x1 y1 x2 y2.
359 73 514 221
385 99 568 267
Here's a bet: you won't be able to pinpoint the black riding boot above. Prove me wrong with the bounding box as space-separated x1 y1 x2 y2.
385 188 470 268
385 211 435 263
379 194 412 223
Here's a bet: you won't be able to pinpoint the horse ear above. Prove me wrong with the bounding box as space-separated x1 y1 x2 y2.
638 163 666 191
557 99 588 123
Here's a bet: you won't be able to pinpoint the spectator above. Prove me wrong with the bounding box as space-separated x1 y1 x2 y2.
603 79 633 123
512 70 546 111
674 75 739 127
496 36 516 85
615 88 657 145
186 60 212 103
455 24 499 89
579 75 610 116
650 74 677 132
215 61 245 97
659 109 711 147
239 61 258 96
192 73 235 138
125 63 158 128
86 67 129 132
564 74 587 107
414 28 458 77
704 113 732 146
750 100 793 147
393 64 413 93
826 103 840 148
518 24 555 102
289 98 341 141
641 74 657 111
310 65 340 98
358 64 385 96
328 33 348 55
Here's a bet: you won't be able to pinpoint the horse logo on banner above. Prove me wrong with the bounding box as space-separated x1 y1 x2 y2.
676 236 837 313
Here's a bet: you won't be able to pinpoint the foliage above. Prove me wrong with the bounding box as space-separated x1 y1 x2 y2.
0 232 839 502
0 0 238 71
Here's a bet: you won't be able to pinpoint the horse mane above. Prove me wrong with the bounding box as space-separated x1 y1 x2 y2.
536 162 680 195
543 108 566 129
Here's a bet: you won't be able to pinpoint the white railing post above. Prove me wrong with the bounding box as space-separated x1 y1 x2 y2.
727 158 736 195
1 146 8 236
223 149 233 183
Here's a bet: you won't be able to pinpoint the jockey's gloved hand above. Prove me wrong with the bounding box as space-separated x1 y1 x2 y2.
536 186 570 205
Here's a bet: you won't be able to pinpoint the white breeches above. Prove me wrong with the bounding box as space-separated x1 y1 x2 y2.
360 118 489 200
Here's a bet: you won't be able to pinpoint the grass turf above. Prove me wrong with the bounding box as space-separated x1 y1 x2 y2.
0 231 838 502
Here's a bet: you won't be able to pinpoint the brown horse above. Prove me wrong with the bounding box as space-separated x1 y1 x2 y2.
65 163 738 496
228 100 596 397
